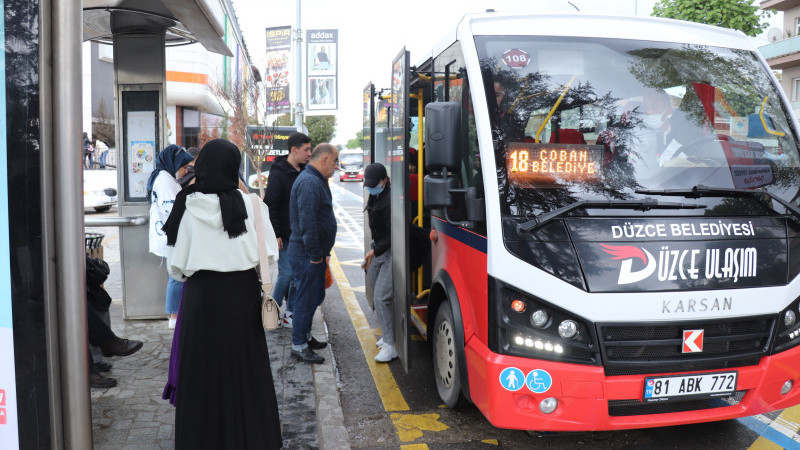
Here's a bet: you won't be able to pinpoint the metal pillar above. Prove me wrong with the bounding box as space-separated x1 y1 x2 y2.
294 0 304 132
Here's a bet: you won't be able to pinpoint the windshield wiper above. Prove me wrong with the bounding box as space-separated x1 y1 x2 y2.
635 184 800 221
516 199 706 234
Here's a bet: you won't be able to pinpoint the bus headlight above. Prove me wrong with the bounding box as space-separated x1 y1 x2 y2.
558 320 578 339
773 296 800 354
491 278 599 365
531 310 549 328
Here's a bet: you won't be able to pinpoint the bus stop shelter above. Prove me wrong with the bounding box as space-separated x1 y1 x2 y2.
0 1 232 448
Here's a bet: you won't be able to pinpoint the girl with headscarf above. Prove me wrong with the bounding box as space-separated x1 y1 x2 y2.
163 139 282 450
147 144 194 328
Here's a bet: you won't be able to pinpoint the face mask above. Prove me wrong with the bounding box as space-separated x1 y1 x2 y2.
366 184 384 197
643 114 665 129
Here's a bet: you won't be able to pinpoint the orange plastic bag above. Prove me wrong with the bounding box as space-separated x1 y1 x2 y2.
325 256 333 289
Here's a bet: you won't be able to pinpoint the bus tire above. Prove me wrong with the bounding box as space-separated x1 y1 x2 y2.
433 300 467 409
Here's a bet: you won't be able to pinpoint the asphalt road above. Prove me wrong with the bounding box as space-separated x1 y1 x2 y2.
321 174 795 450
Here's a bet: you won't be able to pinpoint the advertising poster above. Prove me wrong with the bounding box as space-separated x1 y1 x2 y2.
307 29 338 110
0 7 18 445
265 26 292 114
126 111 156 198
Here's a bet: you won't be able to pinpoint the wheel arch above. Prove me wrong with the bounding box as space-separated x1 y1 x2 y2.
429 270 471 403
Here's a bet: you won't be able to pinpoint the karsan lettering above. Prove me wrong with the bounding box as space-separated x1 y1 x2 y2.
611 221 755 239
662 297 732 314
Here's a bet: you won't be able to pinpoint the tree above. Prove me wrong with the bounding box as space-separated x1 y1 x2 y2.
652 0 775 37
306 115 336 145
346 130 364 149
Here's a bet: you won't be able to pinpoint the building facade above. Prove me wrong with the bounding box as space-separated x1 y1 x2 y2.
760 0 800 120
82 0 256 150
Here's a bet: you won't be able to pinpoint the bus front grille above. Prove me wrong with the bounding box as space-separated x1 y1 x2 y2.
597 317 774 376
608 391 745 416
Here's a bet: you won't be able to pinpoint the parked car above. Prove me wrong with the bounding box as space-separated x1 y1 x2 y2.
338 149 364 182
84 169 117 212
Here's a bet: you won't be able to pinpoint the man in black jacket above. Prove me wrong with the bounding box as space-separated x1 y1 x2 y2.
361 163 396 362
264 132 311 327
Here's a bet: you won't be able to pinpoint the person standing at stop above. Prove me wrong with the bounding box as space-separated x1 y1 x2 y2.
361 163 397 362
264 132 311 327
288 143 338 364
147 145 194 328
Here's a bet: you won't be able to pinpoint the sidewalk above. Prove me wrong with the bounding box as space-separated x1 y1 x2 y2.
90 258 348 449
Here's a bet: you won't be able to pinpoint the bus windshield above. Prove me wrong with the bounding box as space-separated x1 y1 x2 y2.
475 36 800 220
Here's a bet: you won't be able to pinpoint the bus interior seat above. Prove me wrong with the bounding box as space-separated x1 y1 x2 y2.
549 128 586 144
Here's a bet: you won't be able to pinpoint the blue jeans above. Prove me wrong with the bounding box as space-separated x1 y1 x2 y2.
272 248 295 312
166 274 183 315
99 150 108 168
290 252 327 347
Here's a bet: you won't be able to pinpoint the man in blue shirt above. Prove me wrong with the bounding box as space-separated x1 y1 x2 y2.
288 143 339 363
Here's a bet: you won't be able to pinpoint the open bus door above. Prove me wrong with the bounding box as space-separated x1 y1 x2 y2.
389 49 412 372
362 82 375 309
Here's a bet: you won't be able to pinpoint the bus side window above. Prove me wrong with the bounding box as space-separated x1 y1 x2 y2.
434 42 485 233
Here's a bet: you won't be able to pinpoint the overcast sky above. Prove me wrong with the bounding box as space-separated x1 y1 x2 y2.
231 0 776 146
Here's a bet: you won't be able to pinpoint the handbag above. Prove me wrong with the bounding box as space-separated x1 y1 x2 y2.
249 194 281 330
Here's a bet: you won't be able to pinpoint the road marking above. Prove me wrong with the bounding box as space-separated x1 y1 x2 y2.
400 445 429 450
482 439 499 445
747 405 800 449
329 250 410 412
391 413 449 442
331 181 365 202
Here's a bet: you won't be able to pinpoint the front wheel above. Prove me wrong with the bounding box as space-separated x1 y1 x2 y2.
432 301 467 409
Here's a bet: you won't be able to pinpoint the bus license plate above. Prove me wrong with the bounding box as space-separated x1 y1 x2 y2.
643 371 737 402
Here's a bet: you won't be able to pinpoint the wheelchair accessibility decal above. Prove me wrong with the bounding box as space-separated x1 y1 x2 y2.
499 367 525 391
500 368 553 393
526 369 552 393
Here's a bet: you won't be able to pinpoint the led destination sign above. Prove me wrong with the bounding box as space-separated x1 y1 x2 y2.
507 143 604 185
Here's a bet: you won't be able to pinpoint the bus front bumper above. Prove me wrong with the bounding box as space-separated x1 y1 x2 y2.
465 338 800 431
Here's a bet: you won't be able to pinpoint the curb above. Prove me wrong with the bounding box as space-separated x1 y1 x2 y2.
313 311 351 450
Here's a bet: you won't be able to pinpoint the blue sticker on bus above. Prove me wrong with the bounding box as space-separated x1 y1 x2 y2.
499 367 525 391
526 369 553 393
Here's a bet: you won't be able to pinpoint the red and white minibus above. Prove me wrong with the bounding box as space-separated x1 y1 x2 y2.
363 11 800 430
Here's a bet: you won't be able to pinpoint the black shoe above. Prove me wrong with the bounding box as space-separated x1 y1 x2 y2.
291 347 325 364
89 372 117 389
307 337 328 350
100 337 143 357
94 361 113 372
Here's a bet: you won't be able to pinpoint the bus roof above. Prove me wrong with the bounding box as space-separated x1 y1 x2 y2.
462 12 752 51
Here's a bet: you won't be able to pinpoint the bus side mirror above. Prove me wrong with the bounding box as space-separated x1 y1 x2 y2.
463 187 485 222
425 102 461 173
423 174 457 208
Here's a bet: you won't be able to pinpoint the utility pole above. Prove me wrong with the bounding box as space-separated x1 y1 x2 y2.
294 0 304 132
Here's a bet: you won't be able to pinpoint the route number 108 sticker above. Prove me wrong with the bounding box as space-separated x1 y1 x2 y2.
502 49 530 68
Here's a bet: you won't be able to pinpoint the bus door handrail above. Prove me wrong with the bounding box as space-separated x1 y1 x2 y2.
84 215 148 227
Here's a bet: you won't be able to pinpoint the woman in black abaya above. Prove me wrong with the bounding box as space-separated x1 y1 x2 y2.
164 139 282 449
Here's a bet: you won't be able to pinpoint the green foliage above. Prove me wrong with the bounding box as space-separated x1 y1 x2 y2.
274 113 293 126
652 0 775 37
346 130 364 149
306 115 337 145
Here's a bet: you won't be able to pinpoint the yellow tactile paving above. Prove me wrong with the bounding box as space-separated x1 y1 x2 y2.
329 250 410 412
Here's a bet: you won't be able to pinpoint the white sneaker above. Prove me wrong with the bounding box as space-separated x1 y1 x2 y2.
375 343 398 362
282 312 293 328
376 337 384 348
168 317 177 329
